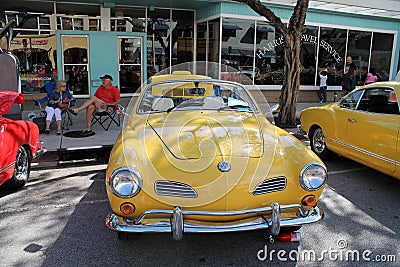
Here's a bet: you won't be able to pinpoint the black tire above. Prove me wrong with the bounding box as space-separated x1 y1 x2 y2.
309 126 331 159
7 146 31 189
279 226 302 233
117 231 139 241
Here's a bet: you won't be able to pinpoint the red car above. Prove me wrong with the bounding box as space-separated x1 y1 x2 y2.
0 90 43 189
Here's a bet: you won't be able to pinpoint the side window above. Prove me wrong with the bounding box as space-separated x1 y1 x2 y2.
356 87 400 115
340 90 363 110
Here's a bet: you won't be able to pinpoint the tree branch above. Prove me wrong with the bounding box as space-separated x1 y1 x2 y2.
232 0 287 34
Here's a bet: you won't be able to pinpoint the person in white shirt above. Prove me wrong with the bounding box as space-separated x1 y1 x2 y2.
318 69 328 103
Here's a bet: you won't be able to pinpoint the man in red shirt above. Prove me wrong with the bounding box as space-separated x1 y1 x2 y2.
70 74 120 134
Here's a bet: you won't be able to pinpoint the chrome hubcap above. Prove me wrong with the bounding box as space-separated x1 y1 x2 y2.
15 147 29 182
313 128 326 154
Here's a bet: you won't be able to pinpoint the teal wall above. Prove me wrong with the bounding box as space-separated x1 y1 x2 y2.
57 31 146 96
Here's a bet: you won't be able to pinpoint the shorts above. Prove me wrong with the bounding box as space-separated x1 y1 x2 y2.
97 99 112 112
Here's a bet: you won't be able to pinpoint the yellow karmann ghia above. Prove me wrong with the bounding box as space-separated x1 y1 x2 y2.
106 71 327 241
301 81 400 179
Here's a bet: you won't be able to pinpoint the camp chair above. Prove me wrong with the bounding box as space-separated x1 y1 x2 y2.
33 81 75 130
91 104 122 131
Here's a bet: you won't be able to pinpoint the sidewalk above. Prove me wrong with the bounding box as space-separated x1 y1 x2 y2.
37 111 123 164
35 102 327 164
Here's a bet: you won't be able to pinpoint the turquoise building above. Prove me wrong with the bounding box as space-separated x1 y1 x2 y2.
1 0 399 102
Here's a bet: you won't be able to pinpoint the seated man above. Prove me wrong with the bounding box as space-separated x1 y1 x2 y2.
70 74 120 134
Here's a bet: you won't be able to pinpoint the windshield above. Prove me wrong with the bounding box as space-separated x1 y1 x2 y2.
137 80 259 114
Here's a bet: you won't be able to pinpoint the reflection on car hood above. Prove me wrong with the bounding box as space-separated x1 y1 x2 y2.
147 111 263 159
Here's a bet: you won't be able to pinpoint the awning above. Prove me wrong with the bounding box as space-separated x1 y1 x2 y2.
251 25 274 33
239 50 254 57
222 24 242 31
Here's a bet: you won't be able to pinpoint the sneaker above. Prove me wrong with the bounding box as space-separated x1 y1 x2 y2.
81 129 94 136
57 129 62 135
45 129 50 134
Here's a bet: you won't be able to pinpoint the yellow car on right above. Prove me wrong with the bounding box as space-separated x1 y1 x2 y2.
300 81 400 180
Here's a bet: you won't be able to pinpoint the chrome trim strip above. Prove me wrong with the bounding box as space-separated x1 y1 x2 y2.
326 137 400 166
106 204 323 236
0 162 14 174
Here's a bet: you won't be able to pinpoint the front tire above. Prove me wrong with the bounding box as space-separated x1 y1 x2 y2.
310 126 330 159
7 146 31 189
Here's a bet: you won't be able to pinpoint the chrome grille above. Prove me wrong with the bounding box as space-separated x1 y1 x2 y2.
155 180 198 198
253 177 287 195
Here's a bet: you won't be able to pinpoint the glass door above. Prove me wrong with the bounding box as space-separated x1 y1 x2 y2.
118 37 142 94
61 35 89 96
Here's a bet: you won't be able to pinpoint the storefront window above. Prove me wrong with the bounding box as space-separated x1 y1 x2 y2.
370 32 394 82
220 18 255 84
111 7 146 32
318 27 346 86
197 22 207 61
208 18 220 78
171 10 194 67
118 37 142 94
9 35 58 94
62 35 89 95
6 11 52 35
111 19 127 32
147 8 171 73
255 21 284 85
57 17 84 30
300 25 318 85
89 19 100 31
347 30 372 84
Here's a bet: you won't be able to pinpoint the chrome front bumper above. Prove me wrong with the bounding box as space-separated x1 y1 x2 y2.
106 202 324 241
33 142 45 159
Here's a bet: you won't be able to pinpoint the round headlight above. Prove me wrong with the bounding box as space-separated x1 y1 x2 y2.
110 167 142 198
299 162 327 191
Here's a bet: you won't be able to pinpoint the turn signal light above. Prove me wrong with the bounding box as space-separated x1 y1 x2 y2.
302 195 317 207
120 203 135 215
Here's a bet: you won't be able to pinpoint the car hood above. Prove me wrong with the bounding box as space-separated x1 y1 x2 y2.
146 111 264 159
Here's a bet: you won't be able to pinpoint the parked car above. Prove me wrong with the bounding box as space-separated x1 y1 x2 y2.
300 81 400 179
0 90 43 189
106 71 327 241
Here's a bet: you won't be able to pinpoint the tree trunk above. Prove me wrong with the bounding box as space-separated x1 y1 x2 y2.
232 0 309 126
277 33 302 126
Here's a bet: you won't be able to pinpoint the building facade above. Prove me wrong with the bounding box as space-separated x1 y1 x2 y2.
1 0 399 103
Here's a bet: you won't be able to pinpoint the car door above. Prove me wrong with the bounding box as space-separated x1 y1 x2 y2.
345 87 400 173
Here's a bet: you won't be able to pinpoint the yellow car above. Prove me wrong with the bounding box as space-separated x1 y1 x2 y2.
106 71 327 241
301 81 400 179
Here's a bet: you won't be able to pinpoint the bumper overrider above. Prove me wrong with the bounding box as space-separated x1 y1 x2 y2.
106 202 324 241
33 141 45 159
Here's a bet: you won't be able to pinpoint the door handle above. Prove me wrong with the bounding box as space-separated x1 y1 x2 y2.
348 118 357 123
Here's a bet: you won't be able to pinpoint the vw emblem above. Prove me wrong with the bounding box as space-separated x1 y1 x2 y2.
217 161 231 172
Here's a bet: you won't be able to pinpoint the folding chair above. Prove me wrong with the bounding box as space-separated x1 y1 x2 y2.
91 105 121 131
33 81 75 130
